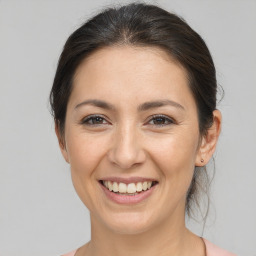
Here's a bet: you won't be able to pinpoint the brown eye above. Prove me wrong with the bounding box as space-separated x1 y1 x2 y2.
81 115 108 126
148 115 174 127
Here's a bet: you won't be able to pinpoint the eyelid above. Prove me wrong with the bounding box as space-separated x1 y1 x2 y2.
80 114 110 126
80 114 175 127
146 114 175 127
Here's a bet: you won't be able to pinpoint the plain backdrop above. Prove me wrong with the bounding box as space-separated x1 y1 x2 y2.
0 0 255 255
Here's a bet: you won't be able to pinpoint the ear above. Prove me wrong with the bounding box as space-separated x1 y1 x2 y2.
55 121 70 163
195 110 222 166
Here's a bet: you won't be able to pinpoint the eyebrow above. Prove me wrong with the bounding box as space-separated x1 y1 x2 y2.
75 99 185 111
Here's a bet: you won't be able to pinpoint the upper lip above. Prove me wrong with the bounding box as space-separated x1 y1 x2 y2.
99 176 158 184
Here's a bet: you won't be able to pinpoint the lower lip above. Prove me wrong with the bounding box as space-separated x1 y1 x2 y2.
99 181 158 204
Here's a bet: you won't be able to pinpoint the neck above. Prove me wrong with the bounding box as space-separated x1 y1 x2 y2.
82 208 203 256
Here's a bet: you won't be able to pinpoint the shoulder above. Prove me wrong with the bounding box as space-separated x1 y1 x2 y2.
61 239 237 256
203 238 237 256
61 250 77 256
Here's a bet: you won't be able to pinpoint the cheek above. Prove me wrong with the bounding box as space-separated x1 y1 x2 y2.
67 133 107 176
148 130 199 188
65 132 110 210
151 130 198 165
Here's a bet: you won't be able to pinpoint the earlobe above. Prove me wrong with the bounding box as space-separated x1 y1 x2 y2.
55 121 70 163
195 110 222 166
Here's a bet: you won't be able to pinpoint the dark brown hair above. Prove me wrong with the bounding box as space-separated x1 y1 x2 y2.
50 2 218 219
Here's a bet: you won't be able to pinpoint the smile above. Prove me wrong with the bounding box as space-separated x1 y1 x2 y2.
100 180 158 195
99 179 158 204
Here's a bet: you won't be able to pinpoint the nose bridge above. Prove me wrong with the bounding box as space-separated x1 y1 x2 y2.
108 120 145 169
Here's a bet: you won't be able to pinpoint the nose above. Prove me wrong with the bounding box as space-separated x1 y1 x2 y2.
107 123 146 169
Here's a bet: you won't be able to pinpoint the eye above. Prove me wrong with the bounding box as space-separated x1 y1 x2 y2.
147 115 175 127
81 115 109 126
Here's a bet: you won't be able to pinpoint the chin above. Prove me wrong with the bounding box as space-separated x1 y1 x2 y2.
109 223 151 235
103 211 157 235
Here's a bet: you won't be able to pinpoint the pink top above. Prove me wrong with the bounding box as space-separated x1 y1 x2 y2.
61 238 237 256
203 239 236 256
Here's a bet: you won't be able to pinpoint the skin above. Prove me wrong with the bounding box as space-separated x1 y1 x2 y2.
56 46 221 256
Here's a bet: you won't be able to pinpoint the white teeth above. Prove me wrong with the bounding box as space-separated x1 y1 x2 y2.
127 183 136 193
108 181 113 191
102 180 156 193
142 181 148 191
136 182 143 192
112 182 119 192
118 183 127 193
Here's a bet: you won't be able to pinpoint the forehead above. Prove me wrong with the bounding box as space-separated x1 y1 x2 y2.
70 46 195 110
74 45 184 81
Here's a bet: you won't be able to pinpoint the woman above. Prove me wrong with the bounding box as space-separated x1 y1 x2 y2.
50 3 236 256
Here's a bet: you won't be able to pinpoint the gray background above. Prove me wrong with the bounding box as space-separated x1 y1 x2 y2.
0 0 255 255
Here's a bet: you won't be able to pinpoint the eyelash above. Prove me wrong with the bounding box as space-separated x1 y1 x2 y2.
81 115 109 126
148 114 175 127
80 114 175 128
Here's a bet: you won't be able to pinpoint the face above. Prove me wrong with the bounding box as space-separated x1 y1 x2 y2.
59 46 209 234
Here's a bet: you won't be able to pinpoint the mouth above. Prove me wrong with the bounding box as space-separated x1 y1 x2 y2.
99 180 159 196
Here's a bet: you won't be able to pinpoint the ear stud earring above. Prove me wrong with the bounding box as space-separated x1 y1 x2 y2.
200 159 204 163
